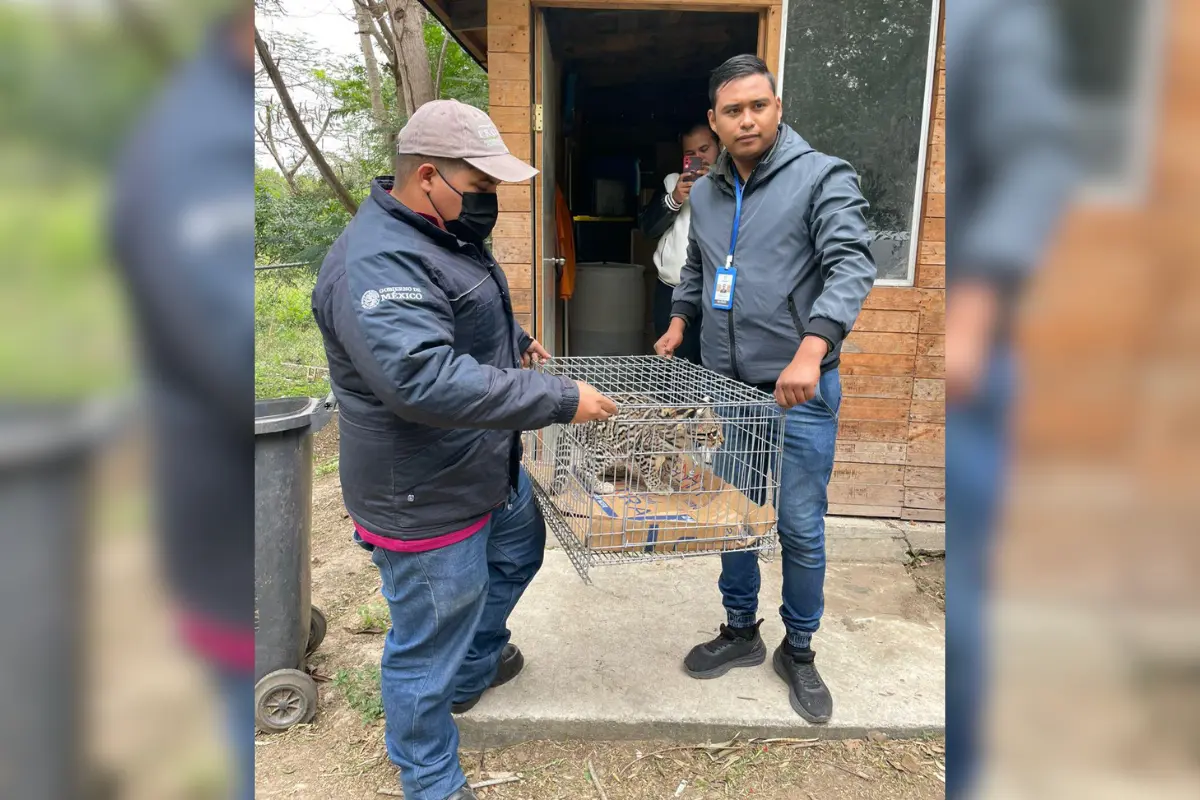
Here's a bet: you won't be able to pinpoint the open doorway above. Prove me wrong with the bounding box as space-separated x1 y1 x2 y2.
536 8 761 357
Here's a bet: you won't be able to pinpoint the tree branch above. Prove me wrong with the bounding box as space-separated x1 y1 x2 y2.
255 27 358 215
353 0 395 61
434 35 449 99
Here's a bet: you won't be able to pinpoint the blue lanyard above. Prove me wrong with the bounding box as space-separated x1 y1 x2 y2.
726 174 745 268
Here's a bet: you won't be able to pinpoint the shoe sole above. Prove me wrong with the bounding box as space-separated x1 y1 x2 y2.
772 648 831 724
684 640 767 679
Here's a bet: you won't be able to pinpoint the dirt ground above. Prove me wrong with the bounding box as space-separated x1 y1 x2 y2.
254 435 946 799
908 556 946 612
256 728 946 799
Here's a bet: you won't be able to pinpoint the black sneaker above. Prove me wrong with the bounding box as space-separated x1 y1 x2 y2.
445 785 479 800
683 621 767 679
772 640 833 723
451 643 524 714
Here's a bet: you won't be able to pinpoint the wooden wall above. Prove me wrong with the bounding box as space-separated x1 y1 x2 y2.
487 0 945 521
831 11 945 521
490 0 535 333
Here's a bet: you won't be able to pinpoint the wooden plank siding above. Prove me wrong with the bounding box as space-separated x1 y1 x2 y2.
490 0 535 330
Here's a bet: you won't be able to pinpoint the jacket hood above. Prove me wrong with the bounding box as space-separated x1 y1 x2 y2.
710 124 815 195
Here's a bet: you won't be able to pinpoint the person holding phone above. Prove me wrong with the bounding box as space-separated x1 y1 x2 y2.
638 122 720 363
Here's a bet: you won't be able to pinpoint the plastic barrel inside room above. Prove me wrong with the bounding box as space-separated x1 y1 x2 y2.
568 262 646 356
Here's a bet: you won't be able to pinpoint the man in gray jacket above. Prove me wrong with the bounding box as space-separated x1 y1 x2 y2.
656 55 875 723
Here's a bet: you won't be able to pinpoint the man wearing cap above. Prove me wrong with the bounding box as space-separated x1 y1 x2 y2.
312 100 615 800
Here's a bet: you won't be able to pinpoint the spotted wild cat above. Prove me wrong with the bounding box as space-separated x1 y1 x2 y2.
550 394 724 496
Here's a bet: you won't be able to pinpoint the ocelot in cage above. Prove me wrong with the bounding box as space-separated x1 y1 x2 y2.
550 394 724 496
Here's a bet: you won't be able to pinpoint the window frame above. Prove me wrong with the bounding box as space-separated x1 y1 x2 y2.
1067 0 1168 206
776 0 942 288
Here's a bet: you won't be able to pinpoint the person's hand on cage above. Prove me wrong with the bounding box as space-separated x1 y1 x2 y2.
521 338 552 368
572 381 617 422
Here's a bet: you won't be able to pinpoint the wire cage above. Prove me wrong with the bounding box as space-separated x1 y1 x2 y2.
522 356 784 582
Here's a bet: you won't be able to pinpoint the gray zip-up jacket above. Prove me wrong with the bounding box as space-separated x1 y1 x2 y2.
312 178 580 542
949 0 1074 339
672 124 876 387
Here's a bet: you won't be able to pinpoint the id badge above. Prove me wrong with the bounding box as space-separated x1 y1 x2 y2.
712 265 737 310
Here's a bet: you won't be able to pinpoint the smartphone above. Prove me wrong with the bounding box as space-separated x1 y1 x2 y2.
682 155 705 177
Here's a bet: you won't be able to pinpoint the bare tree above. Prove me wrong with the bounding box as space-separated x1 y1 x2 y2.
256 100 335 193
387 0 436 115
433 35 449 99
255 26 358 215
352 0 435 116
352 0 402 105
353 0 386 122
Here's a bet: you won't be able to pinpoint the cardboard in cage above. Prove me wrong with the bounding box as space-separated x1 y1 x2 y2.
530 456 776 555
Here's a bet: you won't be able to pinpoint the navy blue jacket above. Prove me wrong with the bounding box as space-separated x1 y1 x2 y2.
312 178 580 541
110 24 253 633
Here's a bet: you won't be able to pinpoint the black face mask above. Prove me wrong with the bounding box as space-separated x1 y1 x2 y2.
429 170 498 243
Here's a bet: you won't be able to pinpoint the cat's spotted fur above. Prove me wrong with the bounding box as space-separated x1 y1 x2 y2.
551 394 724 496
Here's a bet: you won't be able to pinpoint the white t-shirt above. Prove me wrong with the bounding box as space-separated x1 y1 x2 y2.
653 173 692 287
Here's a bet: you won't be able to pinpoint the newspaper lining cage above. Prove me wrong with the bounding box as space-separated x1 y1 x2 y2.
522 356 784 582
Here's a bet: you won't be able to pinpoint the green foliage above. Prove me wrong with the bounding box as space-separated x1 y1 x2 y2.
254 267 329 400
334 665 385 724
424 20 488 110
0 2 220 168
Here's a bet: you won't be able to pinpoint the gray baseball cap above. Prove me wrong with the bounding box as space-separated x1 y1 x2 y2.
396 99 538 183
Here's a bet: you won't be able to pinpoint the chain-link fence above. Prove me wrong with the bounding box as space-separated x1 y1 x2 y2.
255 263 329 399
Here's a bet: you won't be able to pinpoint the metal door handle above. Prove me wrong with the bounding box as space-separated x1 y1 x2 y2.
545 257 565 267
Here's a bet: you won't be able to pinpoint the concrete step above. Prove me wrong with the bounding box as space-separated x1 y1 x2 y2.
457 550 945 747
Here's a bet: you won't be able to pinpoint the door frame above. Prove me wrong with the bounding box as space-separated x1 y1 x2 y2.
529 0 784 350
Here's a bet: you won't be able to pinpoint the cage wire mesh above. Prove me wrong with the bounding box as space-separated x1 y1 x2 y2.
522 356 783 582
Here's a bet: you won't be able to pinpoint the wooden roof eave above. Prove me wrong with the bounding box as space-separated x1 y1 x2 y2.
419 0 490 71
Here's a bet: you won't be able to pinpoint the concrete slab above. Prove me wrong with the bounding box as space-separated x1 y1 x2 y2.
901 522 947 557
457 551 944 747
825 517 911 563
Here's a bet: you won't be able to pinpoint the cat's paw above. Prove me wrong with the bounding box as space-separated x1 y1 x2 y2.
595 481 616 495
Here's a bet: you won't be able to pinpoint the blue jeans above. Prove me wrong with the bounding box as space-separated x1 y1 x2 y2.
946 351 1014 798
714 369 841 650
357 468 546 800
214 668 254 800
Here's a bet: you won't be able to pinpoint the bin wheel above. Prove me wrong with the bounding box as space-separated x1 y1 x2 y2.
307 606 327 654
255 669 318 732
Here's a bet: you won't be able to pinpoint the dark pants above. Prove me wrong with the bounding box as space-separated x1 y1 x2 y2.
713 370 841 649
355 469 546 800
653 279 701 363
946 351 1014 798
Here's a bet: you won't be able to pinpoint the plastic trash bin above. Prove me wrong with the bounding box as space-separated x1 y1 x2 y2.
254 393 335 732
0 400 124 799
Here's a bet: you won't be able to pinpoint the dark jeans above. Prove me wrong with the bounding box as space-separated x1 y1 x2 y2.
653 279 701 363
355 469 546 800
713 369 841 649
946 351 1014 798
